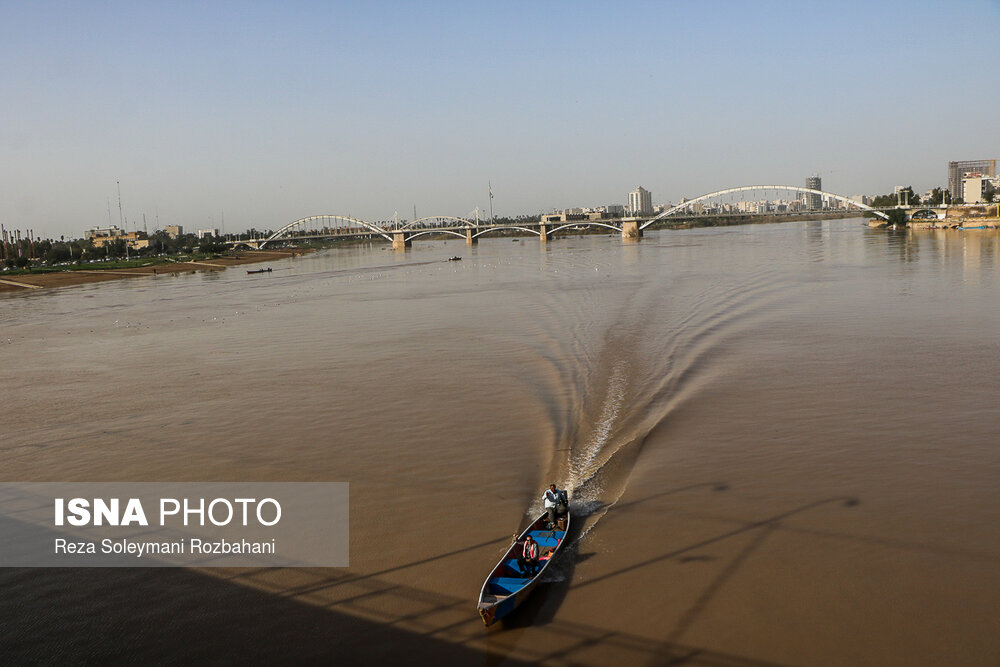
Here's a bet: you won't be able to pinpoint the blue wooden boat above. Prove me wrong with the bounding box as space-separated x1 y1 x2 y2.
477 510 570 627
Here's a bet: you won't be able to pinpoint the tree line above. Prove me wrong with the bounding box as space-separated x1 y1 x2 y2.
5 232 230 269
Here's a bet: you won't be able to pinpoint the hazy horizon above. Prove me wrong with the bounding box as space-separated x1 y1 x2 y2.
3 1 999 239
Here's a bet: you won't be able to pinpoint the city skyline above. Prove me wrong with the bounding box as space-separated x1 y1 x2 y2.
3 1 999 239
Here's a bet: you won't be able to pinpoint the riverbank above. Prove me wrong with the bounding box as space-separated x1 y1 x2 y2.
869 219 1000 230
0 249 311 293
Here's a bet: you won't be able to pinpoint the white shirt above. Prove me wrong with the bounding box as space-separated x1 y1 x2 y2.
543 489 559 508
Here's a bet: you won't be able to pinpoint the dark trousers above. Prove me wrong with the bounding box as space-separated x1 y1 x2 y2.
518 556 538 576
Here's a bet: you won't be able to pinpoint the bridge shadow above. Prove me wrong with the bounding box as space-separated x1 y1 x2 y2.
25 484 990 665
0 557 786 666
0 481 782 665
581 495 858 591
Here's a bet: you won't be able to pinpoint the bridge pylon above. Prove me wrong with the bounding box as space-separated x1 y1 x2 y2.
466 228 477 246
622 218 643 241
392 232 411 251
539 224 548 244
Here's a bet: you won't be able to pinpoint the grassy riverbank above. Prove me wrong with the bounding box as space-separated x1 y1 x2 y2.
0 249 311 293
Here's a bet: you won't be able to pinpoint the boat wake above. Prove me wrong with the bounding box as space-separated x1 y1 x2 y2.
522 252 798 553
566 359 629 495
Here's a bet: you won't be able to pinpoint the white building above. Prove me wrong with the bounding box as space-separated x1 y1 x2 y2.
197 228 220 239
963 173 985 203
628 186 653 216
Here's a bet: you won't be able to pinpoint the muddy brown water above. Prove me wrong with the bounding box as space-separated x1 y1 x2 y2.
2 220 999 665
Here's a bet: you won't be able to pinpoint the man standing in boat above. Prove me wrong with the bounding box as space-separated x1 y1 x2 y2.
543 484 568 529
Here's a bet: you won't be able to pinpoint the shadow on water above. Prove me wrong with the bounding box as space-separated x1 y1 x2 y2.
571 496 861 592
13 487 991 665
0 556 791 667
0 487 799 666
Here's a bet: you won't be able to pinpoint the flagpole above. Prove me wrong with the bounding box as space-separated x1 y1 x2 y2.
489 181 494 224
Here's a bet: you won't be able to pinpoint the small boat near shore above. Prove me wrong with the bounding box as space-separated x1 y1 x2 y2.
477 510 570 627
247 268 273 274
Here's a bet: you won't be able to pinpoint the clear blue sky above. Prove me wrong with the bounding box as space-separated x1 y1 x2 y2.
2 1 999 238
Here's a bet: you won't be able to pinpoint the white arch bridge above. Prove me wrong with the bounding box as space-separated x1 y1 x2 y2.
236 185 889 250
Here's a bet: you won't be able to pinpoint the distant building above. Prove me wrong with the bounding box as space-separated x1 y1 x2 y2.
197 229 220 239
949 159 997 200
87 226 124 240
628 186 653 216
86 226 150 250
604 204 625 216
164 225 183 239
963 173 985 204
805 176 822 210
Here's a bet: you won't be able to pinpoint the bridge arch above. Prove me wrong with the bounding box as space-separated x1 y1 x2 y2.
399 216 475 231
404 229 469 241
547 221 623 236
471 226 541 239
909 208 943 220
259 215 391 248
642 185 889 229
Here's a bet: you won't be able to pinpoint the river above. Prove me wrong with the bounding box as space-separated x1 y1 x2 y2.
3 219 999 665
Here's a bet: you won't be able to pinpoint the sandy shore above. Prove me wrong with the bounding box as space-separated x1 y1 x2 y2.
0 249 311 293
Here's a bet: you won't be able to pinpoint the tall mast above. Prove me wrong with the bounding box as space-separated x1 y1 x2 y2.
117 181 124 229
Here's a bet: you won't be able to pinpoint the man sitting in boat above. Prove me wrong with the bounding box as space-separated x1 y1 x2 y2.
518 535 540 576
543 484 568 529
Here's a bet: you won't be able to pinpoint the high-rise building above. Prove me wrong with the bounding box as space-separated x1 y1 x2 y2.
805 176 822 210
949 159 997 201
628 186 653 216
